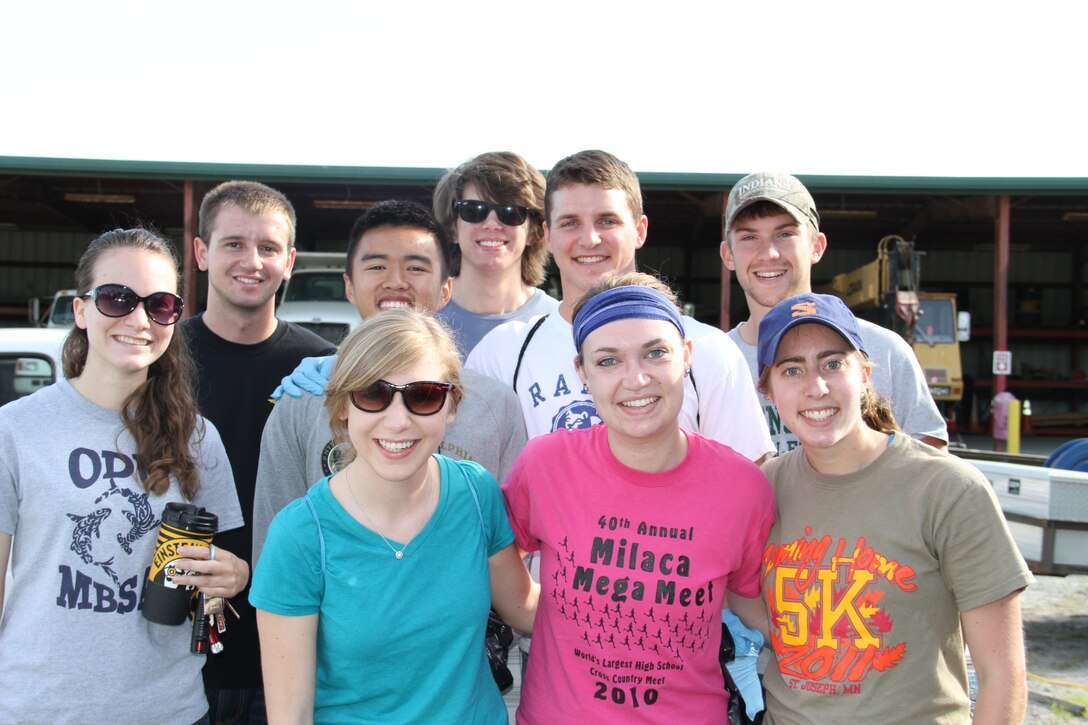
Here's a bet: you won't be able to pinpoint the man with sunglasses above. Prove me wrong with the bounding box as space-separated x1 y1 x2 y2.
182 180 336 725
432 151 559 358
251 200 527 565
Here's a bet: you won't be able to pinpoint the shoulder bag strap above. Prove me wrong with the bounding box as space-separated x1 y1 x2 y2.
687 367 700 429
513 314 549 393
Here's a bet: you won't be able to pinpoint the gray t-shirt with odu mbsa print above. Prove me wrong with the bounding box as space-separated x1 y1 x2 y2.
0 378 242 725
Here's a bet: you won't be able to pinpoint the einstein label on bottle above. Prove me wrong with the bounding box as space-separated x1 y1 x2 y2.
142 503 218 625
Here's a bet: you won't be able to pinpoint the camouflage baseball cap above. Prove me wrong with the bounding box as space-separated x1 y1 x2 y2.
723 172 820 233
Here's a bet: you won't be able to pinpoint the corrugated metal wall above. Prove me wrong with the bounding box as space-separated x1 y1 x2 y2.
0 230 88 311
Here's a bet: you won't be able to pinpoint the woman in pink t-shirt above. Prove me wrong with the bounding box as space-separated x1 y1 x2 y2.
502 272 774 724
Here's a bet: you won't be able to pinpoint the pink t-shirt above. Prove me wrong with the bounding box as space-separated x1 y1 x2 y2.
503 425 774 724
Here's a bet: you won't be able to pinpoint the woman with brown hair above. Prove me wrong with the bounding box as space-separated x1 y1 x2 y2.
0 228 246 724
756 292 1032 724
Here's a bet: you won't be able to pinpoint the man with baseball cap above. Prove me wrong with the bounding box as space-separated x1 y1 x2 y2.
720 171 947 454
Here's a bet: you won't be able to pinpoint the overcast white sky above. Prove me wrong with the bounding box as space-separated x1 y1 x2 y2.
2 1 1083 178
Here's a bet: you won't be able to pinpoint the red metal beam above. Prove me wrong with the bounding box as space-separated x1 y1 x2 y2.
719 193 731 331
994 195 1010 395
182 180 197 318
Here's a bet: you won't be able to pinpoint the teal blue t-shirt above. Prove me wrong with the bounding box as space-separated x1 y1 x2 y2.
250 455 514 724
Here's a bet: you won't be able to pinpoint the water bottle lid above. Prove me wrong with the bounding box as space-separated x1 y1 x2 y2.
160 502 218 534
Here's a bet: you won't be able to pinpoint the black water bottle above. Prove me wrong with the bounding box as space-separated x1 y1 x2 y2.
142 503 218 625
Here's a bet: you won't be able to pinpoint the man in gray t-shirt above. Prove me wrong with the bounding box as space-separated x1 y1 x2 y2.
720 172 947 454
252 201 527 562
432 151 559 359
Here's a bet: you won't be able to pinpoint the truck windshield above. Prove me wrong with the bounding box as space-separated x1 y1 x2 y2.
282 272 345 303
915 298 955 344
49 295 77 326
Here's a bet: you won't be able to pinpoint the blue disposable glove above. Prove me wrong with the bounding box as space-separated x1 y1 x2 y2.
269 355 336 400
723 608 765 720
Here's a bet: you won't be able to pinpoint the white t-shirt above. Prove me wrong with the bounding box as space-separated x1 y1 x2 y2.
467 312 774 463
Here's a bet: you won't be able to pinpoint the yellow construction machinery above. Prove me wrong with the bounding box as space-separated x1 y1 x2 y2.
821 235 965 402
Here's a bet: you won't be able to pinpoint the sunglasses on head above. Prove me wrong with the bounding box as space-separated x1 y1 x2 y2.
350 380 453 416
452 199 531 227
82 284 184 326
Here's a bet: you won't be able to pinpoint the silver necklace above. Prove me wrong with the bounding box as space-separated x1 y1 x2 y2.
347 463 434 560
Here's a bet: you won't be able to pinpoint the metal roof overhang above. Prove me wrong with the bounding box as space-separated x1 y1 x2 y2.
4 155 1088 195
2 156 1084 399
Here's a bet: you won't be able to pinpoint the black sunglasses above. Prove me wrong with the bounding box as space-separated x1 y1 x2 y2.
82 284 184 326
452 199 531 227
350 380 453 416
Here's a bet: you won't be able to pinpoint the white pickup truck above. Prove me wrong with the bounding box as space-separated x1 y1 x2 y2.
0 326 69 407
0 328 68 610
28 288 78 328
276 252 359 344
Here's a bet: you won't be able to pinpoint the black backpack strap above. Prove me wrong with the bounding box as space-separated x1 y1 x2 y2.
687 368 701 429
513 314 549 393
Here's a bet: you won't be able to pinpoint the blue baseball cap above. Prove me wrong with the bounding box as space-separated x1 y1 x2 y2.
757 293 867 373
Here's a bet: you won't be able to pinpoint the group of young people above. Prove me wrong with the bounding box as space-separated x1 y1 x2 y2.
0 150 1033 725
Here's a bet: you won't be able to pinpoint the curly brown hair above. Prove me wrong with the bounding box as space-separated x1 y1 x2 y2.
62 228 203 499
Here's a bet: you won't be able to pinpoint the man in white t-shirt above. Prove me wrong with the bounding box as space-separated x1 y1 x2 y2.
720 171 948 454
467 150 773 463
